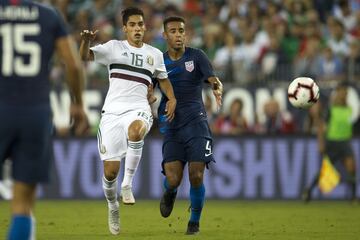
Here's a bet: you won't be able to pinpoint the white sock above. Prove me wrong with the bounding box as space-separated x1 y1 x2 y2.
102 177 118 209
121 140 144 188
30 213 35 240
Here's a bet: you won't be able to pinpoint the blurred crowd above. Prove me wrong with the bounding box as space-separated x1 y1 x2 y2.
42 0 360 136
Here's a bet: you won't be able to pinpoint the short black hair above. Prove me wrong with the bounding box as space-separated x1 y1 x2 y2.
339 0 349 8
163 16 185 30
122 7 144 26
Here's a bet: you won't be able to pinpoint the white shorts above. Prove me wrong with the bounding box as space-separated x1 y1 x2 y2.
97 109 153 161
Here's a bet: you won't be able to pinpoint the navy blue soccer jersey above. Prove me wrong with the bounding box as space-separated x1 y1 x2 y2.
158 47 215 133
0 0 68 106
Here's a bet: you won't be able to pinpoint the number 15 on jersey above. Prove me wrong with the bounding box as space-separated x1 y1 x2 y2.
0 23 41 77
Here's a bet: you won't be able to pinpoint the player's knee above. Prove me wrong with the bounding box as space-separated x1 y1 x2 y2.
104 169 118 181
167 174 182 188
128 120 146 141
189 171 204 187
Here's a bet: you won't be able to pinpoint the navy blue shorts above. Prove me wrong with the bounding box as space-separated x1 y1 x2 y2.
162 120 215 170
0 105 53 184
326 140 354 163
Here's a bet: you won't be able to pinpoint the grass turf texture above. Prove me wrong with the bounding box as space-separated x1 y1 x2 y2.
0 200 359 240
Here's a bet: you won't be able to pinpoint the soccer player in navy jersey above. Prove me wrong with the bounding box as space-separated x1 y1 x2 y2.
158 16 223 235
0 1 88 239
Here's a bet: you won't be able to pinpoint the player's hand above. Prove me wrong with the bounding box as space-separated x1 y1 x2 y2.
212 81 223 110
147 84 157 105
165 98 176 122
70 103 90 136
318 140 325 155
80 30 98 42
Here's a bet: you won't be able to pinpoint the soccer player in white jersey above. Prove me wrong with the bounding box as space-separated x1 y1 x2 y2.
79 7 176 235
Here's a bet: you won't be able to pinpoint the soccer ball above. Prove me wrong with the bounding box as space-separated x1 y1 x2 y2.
288 77 320 109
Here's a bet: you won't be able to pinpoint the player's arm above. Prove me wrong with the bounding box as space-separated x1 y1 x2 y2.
147 84 157 105
55 35 89 135
197 49 223 108
207 76 223 108
157 78 177 122
79 30 98 61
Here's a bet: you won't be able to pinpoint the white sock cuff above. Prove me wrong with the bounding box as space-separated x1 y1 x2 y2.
128 140 144 149
103 176 117 188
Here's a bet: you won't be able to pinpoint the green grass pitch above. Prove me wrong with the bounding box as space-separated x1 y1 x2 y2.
1 200 359 239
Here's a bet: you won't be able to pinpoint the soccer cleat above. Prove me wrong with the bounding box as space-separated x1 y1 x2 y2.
121 186 135 205
302 188 312 203
0 180 12 200
160 190 177 218
186 221 199 235
108 207 120 235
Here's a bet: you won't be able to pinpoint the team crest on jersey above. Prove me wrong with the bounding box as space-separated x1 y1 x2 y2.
185 61 194 72
147 56 154 65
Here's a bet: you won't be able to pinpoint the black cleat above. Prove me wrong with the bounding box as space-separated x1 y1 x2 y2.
160 190 177 218
186 221 199 235
302 188 312 203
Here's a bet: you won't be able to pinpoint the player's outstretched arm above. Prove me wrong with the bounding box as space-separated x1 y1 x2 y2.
158 78 177 122
55 36 89 136
208 76 223 108
79 30 98 61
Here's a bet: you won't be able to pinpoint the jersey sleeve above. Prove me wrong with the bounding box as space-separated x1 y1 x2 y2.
90 40 115 65
154 51 168 79
197 49 215 81
53 9 69 39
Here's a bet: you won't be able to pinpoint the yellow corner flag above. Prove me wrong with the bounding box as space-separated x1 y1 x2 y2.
318 155 341 194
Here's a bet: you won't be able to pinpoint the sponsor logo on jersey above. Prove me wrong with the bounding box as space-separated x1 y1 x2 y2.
147 56 154 65
122 52 128 57
167 69 175 75
185 60 194 72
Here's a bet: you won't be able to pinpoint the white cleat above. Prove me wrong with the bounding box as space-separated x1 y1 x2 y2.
0 180 13 200
108 207 120 235
121 186 135 205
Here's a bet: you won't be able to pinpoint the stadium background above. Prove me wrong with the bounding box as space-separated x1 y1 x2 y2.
1 1 360 239
36 0 360 200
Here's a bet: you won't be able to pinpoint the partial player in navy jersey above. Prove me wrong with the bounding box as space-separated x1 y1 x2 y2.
158 16 223 235
0 1 88 239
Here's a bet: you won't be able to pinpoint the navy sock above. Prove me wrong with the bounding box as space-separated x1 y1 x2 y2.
8 215 31 240
190 184 205 223
347 173 356 199
163 178 177 193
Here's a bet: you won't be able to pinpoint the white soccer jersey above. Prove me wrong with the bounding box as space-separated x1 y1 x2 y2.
90 40 167 114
